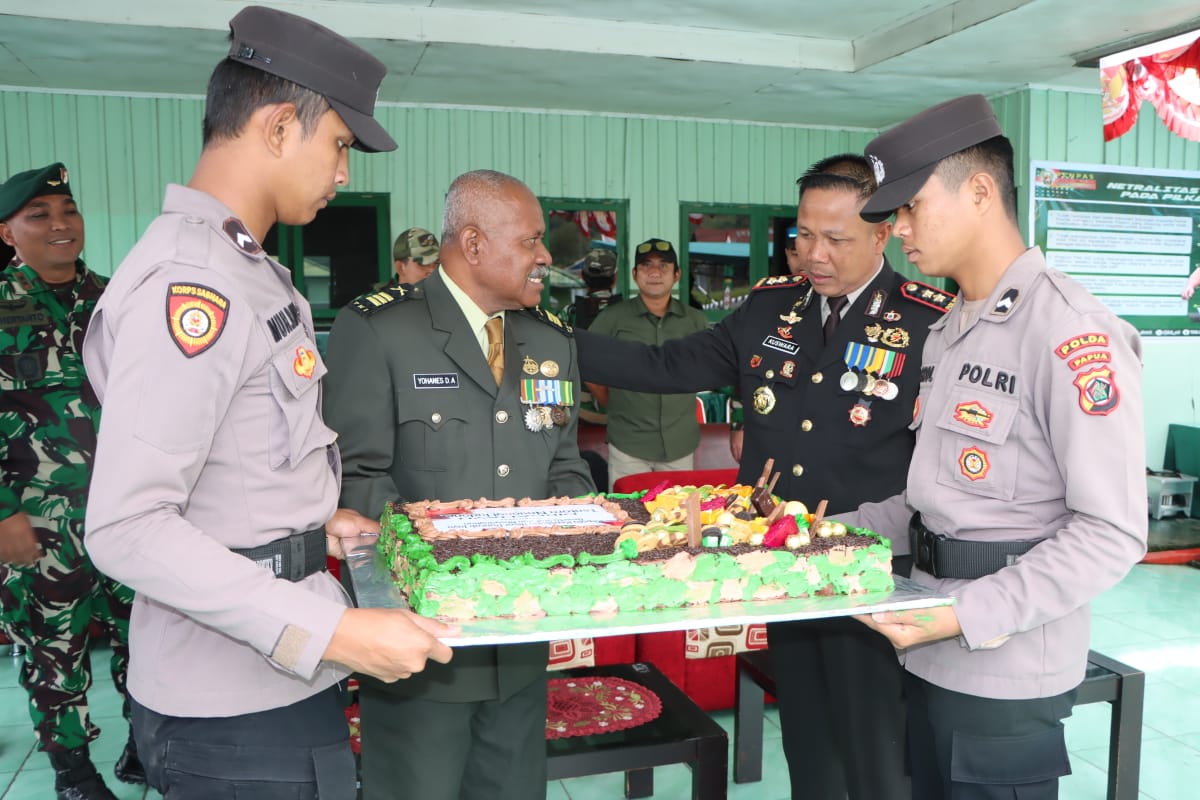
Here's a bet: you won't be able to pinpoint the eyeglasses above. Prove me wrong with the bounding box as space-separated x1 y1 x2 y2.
636 240 673 255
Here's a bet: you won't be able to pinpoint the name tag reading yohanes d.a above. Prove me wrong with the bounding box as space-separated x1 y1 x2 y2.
413 373 460 389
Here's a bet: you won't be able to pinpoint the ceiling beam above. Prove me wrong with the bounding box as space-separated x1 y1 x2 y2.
0 0 856 71
852 0 1035 71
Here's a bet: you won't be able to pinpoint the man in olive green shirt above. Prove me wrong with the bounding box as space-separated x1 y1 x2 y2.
586 238 709 488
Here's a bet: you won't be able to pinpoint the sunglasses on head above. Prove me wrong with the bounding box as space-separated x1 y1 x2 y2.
636 240 672 254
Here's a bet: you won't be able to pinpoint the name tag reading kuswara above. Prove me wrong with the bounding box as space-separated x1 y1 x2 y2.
413 373 460 389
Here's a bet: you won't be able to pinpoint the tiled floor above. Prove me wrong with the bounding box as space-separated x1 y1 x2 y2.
1 561 1197 799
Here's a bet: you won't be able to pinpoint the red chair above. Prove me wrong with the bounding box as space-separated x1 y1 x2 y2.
611 468 738 495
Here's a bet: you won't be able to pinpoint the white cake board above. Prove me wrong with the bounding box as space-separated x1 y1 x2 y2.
344 535 954 647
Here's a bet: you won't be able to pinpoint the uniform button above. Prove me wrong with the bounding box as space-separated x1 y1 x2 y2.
185 215 204 224
811 373 824 384
765 370 775 379
792 464 804 477
497 464 511 477
431 412 442 424
801 420 813 432
496 410 509 423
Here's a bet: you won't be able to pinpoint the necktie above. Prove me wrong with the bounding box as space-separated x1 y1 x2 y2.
485 316 504 385
823 295 848 343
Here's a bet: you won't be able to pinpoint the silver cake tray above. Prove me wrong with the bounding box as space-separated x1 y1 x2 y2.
345 535 954 647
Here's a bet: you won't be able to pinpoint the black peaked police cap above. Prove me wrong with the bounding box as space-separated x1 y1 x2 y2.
227 6 396 153
860 94 1003 223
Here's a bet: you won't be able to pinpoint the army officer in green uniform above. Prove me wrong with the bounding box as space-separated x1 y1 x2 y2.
324 169 594 800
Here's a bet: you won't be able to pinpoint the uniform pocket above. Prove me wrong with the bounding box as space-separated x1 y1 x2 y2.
950 724 1071 786
163 740 309 799
933 386 1021 501
394 388 469 472
267 338 332 469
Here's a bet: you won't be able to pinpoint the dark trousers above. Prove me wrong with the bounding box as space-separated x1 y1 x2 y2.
905 673 1076 800
359 675 548 800
131 685 355 800
770 616 910 800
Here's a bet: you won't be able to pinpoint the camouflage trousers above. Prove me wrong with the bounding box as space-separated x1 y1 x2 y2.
0 511 133 753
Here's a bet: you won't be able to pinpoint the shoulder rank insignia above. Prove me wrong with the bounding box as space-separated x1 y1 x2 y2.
222 217 263 255
520 306 573 336
752 274 809 292
349 285 417 317
991 287 1019 316
899 280 955 313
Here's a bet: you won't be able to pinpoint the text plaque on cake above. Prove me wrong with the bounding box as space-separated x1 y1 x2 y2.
427 504 617 534
345 536 955 647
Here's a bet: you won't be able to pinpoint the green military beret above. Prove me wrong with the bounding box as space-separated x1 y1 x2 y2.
0 163 72 222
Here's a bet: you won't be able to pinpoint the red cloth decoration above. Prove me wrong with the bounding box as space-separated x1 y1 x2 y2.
545 676 662 739
1103 35 1200 142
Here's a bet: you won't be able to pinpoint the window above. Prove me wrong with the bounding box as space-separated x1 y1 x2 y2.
264 192 391 327
679 203 796 322
539 198 629 315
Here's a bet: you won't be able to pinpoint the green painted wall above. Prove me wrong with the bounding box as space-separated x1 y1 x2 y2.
0 88 872 279
3 85 1197 467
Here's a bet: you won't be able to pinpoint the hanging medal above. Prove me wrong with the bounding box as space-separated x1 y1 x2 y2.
849 400 873 427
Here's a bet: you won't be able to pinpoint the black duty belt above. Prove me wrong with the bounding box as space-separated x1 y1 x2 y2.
231 527 327 582
909 514 1038 580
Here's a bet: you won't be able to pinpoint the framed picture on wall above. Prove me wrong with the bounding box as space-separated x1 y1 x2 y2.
1029 161 1200 337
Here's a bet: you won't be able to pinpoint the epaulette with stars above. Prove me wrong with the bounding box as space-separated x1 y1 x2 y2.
899 279 956 313
751 274 810 292
519 306 573 337
348 284 419 317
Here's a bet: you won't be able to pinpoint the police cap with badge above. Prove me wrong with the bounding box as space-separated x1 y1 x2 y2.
220 6 398 581
860 94 1003 223
861 95 1037 580
0 163 73 223
226 5 397 153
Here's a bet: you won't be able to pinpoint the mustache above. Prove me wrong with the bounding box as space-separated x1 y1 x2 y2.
529 266 549 280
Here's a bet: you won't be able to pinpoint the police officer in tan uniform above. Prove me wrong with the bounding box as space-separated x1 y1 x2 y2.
844 95 1147 799
82 7 452 798
324 169 594 800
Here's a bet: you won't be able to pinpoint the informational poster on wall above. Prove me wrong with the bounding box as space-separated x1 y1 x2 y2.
1029 161 1200 337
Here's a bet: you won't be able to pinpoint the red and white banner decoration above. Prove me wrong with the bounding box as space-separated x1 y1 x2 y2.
1103 33 1200 142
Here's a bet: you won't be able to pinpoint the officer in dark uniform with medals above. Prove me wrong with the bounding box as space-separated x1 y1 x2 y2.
324 169 594 800
574 154 952 800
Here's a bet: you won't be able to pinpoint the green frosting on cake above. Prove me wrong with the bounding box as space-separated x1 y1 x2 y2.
380 501 894 620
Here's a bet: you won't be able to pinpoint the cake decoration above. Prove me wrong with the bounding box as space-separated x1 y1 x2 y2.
378 465 894 622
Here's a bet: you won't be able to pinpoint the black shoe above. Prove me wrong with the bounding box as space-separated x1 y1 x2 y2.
113 734 146 785
47 747 118 800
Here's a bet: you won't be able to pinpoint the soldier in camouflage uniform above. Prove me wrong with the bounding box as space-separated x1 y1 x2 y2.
0 163 142 800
